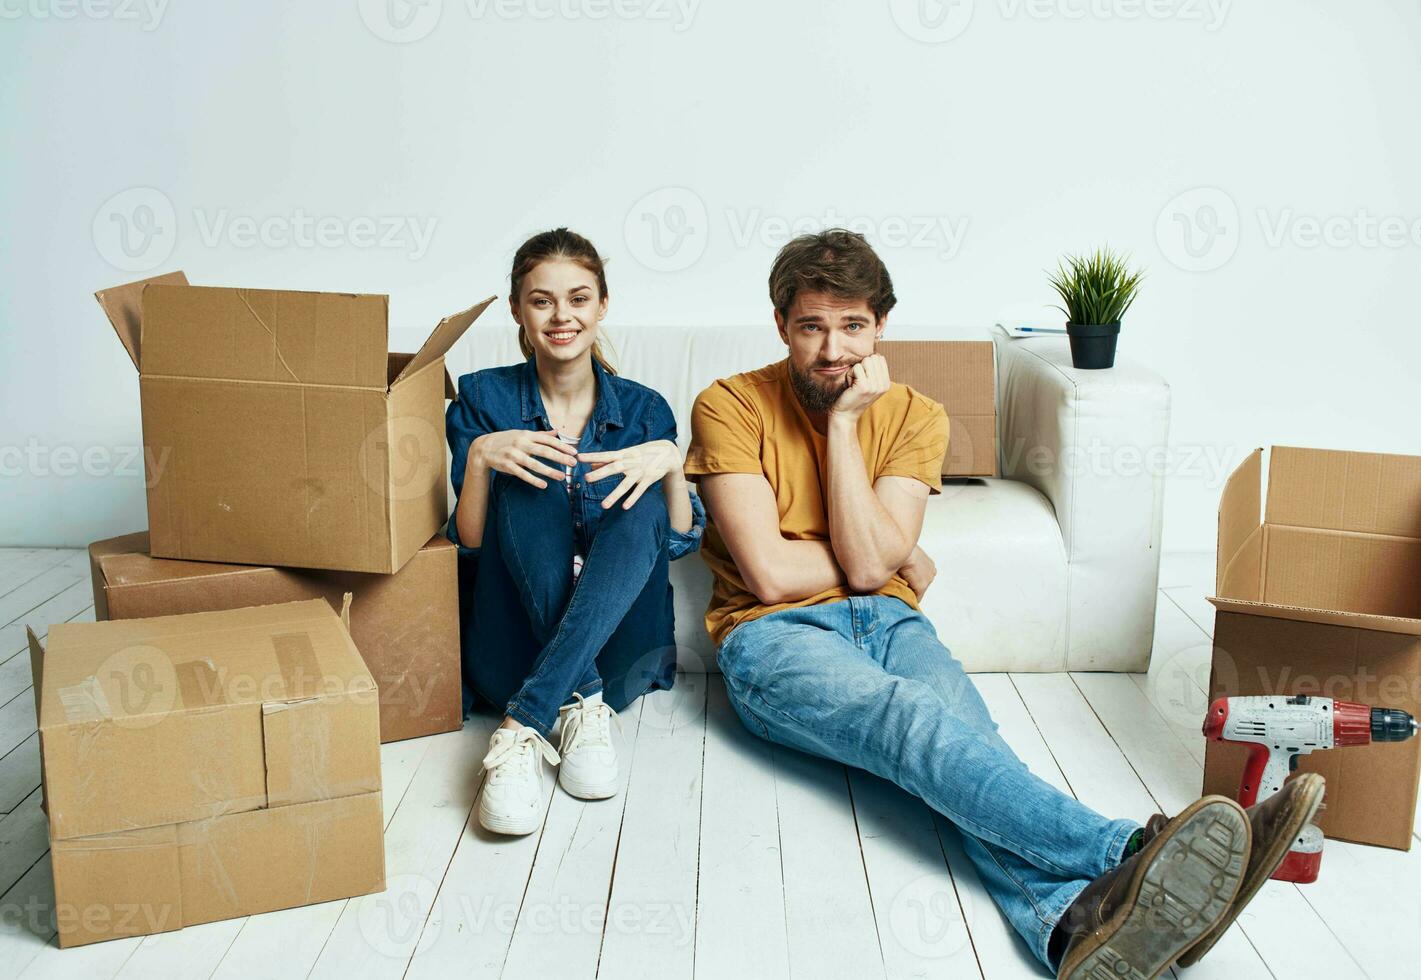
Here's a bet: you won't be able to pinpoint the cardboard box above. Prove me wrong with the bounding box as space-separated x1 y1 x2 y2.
88 531 462 743
28 598 385 946
878 340 997 477
1202 446 1421 849
95 272 495 573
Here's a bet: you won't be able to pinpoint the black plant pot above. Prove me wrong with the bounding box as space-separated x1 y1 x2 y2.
1066 322 1120 369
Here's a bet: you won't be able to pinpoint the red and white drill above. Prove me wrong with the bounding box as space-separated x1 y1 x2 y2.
1203 694 1419 883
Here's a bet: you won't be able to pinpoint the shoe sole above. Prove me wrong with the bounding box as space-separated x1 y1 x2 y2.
1176 774 1326 967
1059 797 1249 980
558 771 619 800
477 800 542 836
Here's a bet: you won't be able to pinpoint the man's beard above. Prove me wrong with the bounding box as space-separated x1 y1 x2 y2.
788 357 854 413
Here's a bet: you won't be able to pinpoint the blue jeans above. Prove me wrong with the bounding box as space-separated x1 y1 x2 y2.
717 595 1140 971
459 470 678 737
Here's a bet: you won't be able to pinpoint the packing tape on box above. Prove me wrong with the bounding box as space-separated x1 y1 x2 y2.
175 659 225 708
57 676 113 723
271 633 321 700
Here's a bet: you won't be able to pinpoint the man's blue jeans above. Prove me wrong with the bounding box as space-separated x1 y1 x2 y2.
460 471 677 738
717 595 1140 970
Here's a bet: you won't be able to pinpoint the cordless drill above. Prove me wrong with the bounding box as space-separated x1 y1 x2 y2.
1203 694 1419 883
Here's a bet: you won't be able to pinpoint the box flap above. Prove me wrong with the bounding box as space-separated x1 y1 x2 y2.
27 626 44 711
390 295 496 389
141 285 390 389
261 695 381 808
89 531 152 621
1206 595 1421 636
94 271 190 371
50 824 183 947
26 630 46 795
174 792 385 931
91 532 273 593
1265 445 1421 538
1260 525 1421 619
1216 448 1264 595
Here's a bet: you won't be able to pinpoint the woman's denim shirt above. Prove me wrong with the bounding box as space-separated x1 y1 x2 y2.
445 354 706 559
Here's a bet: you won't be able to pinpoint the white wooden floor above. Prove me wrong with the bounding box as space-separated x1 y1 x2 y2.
0 548 1416 979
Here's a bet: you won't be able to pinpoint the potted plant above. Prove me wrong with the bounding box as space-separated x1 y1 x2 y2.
1046 248 1144 370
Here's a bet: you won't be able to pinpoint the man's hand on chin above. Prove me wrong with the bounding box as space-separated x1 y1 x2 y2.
827 353 891 422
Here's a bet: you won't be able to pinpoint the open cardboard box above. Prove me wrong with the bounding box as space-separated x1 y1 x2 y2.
878 340 996 477
95 272 494 573
28 598 385 946
1201 446 1421 849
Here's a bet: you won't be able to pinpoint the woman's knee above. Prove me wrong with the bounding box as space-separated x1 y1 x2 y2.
492 470 560 510
597 484 669 547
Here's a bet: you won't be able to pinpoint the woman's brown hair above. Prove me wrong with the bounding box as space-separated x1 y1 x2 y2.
510 228 617 376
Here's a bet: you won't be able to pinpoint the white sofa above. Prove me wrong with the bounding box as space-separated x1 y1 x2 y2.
464 323 1171 674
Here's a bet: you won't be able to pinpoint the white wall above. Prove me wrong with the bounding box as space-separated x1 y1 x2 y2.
3 0 1419 551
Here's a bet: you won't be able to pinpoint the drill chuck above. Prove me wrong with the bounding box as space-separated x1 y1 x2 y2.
1370 708 1419 743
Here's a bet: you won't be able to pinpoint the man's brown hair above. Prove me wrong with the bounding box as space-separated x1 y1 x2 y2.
768 228 897 322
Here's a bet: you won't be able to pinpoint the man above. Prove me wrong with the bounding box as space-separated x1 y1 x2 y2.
683 229 1324 979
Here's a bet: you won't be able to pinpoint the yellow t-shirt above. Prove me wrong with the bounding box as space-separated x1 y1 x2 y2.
683 357 949 648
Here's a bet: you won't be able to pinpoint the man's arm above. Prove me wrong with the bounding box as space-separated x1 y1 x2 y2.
825 412 929 591
823 353 933 591
697 473 848 605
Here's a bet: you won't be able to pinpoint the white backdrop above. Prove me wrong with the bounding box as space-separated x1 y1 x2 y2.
2 1 1419 551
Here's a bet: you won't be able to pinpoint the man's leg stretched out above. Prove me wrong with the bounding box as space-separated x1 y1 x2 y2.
716 595 1323 977
715 598 1135 894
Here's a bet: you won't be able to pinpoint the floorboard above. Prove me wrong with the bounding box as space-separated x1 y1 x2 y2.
772 742 884 980
692 678 790 980
596 679 707 979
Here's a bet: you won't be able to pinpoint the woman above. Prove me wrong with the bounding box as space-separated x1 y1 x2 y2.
446 228 705 836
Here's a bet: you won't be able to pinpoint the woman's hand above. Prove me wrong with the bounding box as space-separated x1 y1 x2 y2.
898 544 937 601
578 440 682 510
471 429 578 489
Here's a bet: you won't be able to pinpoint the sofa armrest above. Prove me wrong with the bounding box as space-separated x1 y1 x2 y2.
991 325 1171 670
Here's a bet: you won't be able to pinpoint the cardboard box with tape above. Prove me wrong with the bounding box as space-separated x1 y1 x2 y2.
27 599 386 947
878 340 996 477
94 272 494 574
87 531 461 743
1202 445 1421 849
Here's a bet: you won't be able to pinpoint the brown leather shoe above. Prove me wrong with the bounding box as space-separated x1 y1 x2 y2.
1138 812 1169 847
1175 772 1326 967
1055 796 1249 980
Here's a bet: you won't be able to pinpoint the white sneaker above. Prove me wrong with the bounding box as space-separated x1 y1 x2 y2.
477 725 561 836
557 693 621 800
